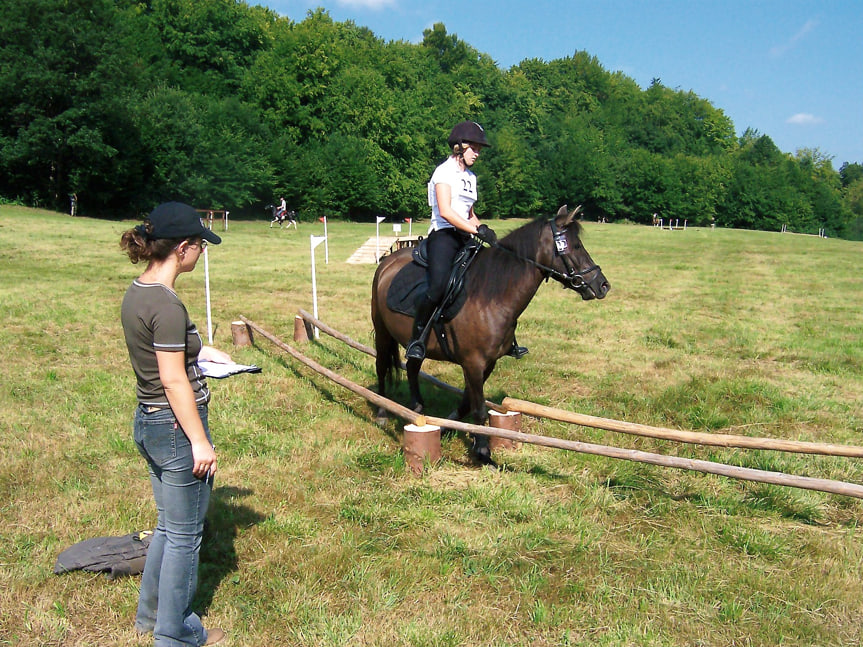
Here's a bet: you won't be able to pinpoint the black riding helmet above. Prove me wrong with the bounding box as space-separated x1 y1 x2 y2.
447 121 490 150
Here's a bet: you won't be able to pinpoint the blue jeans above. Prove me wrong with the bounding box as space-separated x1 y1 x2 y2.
133 404 213 647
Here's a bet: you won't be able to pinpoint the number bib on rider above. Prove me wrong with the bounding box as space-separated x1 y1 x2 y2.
428 156 477 231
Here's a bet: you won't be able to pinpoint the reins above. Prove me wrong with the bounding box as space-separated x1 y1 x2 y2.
484 217 601 292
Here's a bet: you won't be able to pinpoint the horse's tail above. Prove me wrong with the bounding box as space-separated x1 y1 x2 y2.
376 327 402 389
371 274 402 395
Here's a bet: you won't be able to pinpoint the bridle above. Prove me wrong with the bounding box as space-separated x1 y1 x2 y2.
490 218 602 295
547 217 602 292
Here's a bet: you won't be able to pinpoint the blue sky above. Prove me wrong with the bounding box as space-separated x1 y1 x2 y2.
261 0 862 167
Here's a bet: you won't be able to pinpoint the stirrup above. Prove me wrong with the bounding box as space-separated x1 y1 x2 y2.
405 340 426 360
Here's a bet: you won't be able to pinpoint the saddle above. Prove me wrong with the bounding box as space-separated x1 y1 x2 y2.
385 237 480 322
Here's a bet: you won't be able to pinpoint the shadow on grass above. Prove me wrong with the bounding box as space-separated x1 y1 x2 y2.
196 485 265 613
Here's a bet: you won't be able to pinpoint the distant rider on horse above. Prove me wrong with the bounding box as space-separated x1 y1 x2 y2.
405 121 527 361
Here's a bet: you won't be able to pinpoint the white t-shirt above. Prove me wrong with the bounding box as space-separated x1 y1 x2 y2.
428 156 477 232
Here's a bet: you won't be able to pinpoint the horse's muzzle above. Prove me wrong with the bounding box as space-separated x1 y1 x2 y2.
574 268 610 300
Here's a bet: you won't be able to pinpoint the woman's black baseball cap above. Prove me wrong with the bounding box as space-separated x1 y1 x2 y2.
143 202 222 244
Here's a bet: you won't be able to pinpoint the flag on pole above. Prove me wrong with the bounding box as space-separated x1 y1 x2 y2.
319 217 326 223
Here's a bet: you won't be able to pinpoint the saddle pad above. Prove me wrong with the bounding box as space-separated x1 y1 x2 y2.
386 261 466 321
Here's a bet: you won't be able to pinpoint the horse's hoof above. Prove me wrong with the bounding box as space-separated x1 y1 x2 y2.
411 402 424 414
472 445 497 468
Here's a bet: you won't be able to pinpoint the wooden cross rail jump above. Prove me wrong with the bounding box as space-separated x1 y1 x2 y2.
237 315 863 499
295 308 863 457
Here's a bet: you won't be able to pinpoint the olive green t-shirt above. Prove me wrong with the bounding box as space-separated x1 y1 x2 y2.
121 280 209 408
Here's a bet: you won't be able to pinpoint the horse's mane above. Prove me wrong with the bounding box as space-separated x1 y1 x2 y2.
468 215 582 301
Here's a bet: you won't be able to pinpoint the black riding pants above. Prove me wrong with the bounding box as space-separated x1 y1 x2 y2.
425 228 470 304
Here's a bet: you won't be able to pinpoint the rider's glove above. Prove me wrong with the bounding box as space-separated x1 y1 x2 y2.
475 224 497 246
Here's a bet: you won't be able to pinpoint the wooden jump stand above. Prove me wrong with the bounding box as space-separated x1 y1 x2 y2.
653 217 687 231
197 208 229 232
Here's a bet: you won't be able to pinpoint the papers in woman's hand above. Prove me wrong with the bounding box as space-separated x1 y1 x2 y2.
198 359 261 379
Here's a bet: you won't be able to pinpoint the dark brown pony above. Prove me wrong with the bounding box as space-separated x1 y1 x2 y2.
371 205 610 464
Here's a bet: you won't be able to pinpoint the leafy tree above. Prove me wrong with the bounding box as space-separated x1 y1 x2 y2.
839 162 863 188
133 87 272 210
135 0 271 95
0 2 853 238
0 0 141 211
481 124 542 217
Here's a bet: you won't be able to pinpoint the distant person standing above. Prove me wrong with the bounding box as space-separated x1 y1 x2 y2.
70 193 78 217
119 202 228 647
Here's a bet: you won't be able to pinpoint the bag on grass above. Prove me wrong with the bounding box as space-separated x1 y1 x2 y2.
54 530 153 579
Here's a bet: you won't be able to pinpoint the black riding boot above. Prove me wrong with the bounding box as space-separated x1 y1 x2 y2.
405 296 437 360
507 337 529 359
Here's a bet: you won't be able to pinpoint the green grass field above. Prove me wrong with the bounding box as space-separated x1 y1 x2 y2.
1 206 862 646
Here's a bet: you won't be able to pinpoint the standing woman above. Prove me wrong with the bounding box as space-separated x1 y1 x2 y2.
405 121 498 361
120 202 228 647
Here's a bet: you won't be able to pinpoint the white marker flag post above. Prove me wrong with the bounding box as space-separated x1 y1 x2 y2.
203 245 213 344
319 216 328 264
309 235 327 339
375 215 386 262
198 215 215 344
406 217 412 237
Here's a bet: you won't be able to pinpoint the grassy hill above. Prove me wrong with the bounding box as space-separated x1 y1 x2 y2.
1 207 862 646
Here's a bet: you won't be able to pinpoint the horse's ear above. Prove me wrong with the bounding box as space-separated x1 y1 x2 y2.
556 204 583 227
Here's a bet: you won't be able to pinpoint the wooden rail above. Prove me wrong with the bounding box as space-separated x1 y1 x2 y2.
239 315 863 499
502 397 863 458
297 309 507 412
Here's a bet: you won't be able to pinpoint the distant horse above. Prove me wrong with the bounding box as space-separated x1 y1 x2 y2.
371 205 610 464
268 204 298 229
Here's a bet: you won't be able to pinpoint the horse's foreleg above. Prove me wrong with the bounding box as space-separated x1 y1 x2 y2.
450 392 471 421
462 362 494 466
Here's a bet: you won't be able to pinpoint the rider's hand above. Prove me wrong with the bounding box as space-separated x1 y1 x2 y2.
475 224 497 246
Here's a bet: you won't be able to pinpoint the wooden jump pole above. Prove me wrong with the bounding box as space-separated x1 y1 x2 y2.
239 315 863 499
296 308 507 413
241 316 424 425
420 413 863 500
502 397 863 459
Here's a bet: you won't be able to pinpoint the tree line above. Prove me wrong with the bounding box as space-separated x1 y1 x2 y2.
1 0 861 237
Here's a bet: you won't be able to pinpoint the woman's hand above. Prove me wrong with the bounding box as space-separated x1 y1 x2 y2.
199 345 232 363
191 441 217 479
